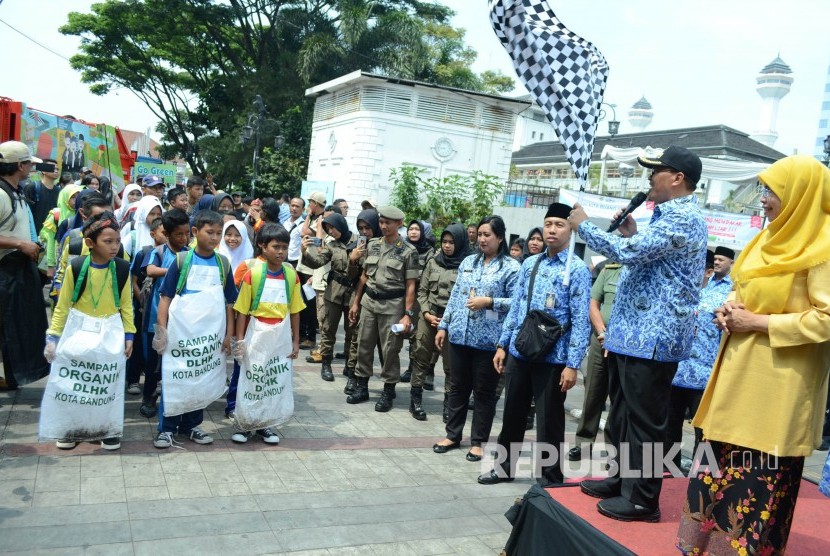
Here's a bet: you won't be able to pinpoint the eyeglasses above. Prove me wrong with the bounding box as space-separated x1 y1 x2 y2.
756 183 775 199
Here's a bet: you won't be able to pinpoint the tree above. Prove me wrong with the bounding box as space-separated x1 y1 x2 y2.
62 0 515 187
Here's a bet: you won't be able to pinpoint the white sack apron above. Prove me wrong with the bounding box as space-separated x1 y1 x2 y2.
161 281 228 416
234 268 295 431
39 310 126 441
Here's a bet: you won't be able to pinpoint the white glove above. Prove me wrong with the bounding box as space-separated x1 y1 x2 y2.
231 338 245 361
152 325 168 353
44 341 57 363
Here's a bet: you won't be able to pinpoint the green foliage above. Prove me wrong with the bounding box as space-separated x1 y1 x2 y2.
389 166 504 229
61 0 516 188
389 165 429 221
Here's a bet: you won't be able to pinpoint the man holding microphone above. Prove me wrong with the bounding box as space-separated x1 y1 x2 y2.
568 146 708 522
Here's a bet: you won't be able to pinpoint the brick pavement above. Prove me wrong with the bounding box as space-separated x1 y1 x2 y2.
0 347 825 555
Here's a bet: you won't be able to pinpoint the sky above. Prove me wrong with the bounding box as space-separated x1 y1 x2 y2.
1 0 829 156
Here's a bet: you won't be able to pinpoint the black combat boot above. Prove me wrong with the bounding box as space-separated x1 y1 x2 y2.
400 367 412 383
320 356 334 382
442 392 449 424
346 376 369 404
410 386 427 421
343 367 356 395
375 382 396 412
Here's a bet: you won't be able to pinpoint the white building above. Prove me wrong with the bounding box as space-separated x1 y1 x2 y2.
813 61 830 160
304 71 530 211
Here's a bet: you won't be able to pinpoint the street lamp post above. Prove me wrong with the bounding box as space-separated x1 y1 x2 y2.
240 95 267 197
823 135 830 167
619 163 635 197
598 103 620 137
240 96 287 197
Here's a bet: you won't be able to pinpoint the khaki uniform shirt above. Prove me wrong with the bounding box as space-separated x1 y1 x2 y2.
417 257 459 318
361 237 419 315
303 239 361 306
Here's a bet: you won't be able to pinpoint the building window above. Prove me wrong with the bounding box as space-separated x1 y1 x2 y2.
531 131 536 139
823 101 830 111
821 119 829 129
540 133 544 140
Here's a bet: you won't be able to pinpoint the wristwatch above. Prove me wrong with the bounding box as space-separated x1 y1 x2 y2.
404 309 416 318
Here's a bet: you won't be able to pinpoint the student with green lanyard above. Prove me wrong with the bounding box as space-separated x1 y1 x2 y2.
230 223 305 444
152 210 237 449
42 211 135 451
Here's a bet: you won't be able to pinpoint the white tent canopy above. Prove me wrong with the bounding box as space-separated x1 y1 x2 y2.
601 145 770 183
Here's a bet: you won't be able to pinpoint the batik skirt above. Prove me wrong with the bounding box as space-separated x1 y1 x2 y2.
676 441 804 556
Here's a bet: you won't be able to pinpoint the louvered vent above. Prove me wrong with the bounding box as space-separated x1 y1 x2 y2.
480 106 515 133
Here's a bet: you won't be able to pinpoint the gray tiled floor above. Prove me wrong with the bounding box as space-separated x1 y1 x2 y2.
1 347 826 555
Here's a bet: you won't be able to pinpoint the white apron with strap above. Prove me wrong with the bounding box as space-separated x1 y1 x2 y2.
234 263 296 431
39 309 126 441
161 251 228 416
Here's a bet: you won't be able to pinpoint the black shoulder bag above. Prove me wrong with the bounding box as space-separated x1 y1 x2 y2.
513 256 566 362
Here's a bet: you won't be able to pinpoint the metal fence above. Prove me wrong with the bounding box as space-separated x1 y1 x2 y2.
502 181 561 208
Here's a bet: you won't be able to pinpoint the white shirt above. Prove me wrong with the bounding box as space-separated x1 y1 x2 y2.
284 214 304 262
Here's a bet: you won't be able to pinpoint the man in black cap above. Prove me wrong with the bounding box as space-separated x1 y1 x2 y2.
568 146 708 522
478 202 591 486
667 245 734 473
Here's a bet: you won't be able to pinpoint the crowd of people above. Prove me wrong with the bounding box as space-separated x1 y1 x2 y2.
1 139 829 555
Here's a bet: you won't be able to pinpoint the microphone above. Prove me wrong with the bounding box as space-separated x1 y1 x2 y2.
607 192 647 233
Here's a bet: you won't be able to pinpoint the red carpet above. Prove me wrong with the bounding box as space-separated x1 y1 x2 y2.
545 479 830 554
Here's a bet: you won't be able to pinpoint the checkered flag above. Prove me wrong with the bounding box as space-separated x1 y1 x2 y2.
491 0 609 188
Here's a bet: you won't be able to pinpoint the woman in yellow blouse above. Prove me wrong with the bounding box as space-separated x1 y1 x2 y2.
677 155 830 555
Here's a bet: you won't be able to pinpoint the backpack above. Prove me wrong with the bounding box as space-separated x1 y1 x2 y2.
0 178 22 230
69 256 131 306
174 249 230 295
249 262 296 311
138 245 164 314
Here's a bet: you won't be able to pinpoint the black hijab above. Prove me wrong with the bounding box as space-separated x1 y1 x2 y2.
211 192 233 212
433 223 470 270
407 219 433 255
356 208 380 238
522 226 544 260
322 213 352 245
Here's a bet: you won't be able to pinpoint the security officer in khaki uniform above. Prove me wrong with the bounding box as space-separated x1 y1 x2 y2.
301 213 360 382
343 208 383 397
408 223 471 421
347 205 419 411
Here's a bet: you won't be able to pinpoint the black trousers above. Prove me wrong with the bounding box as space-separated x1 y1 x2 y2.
445 343 500 446
496 354 566 485
667 385 704 468
127 300 145 385
297 271 317 342
604 353 677 509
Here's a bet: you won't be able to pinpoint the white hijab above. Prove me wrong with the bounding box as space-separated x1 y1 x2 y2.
122 196 162 256
218 220 254 272
115 184 142 224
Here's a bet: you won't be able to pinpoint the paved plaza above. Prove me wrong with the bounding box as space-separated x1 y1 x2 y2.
0 347 826 555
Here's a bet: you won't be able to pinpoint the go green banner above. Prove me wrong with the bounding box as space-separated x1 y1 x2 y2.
134 161 177 185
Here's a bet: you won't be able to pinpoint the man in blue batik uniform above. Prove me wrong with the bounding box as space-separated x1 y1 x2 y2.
667 246 734 471
568 146 708 522
478 202 591 487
